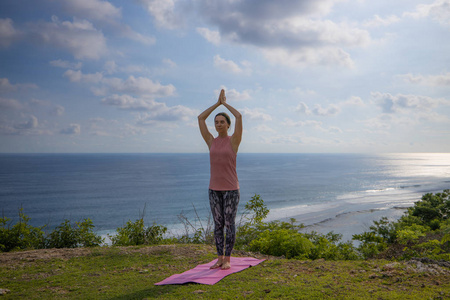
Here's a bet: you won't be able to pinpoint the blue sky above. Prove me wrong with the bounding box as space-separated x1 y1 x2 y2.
1 0 449 153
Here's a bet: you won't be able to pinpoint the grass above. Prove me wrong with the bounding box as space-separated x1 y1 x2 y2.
1 244 449 299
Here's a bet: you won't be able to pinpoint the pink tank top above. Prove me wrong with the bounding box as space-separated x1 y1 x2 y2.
209 136 239 191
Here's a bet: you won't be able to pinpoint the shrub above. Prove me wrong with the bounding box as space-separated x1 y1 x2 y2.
0 208 46 252
409 190 449 225
234 195 360 260
242 194 269 225
395 224 428 245
353 189 450 260
304 231 360 260
235 219 303 250
352 232 388 259
47 218 103 248
177 205 214 245
249 229 314 259
109 218 167 246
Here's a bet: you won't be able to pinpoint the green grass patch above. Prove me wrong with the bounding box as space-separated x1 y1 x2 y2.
1 244 449 299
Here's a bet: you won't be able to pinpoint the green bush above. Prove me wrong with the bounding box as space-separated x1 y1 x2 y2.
248 228 360 260
109 218 167 246
395 224 428 245
249 228 314 259
235 219 303 250
352 231 388 259
304 231 360 260
0 208 46 252
409 190 450 225
47 218 103 248
242 194 269 225
353 189 450 260
235 195 360 260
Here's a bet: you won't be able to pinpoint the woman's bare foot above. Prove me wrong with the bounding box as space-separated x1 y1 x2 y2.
210 256 224 269
221 256 231 270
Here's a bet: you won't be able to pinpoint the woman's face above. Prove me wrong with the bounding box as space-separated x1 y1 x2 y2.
215 115 229 133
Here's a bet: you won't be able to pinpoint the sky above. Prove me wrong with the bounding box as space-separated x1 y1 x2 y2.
0 0 450 153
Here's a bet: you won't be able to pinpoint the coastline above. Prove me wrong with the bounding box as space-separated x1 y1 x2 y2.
299 206 408 242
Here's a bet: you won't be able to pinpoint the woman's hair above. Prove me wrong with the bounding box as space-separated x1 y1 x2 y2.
215 112 231 126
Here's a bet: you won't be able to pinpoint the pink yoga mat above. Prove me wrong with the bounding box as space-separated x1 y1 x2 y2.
155 257 265 285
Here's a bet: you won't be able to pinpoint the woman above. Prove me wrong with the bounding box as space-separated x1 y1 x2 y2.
198 89 243 270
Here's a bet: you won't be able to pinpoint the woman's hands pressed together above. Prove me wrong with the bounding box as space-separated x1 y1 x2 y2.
219 89 226 105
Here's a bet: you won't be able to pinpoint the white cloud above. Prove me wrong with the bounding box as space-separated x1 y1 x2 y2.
398 72 450 86
0 118 53 135
284 118 323 127
0 18 21 48
0 78 38 93
216 87 252 102
197 0 342 27
197 27 221 45
29 99 62 117
50 59 83 69
372 92 447 114
60 123 81 135
417 110 450 123
213 55 244 74
103 61 153 75
283 118 342 133
342 96 364 106
14 115 39 130
123 123 147 135
0 78 18 93
295 102 311 114
262 46 354 68
63 70 103 83
404 0 450 26
162 58 177 68
328 126 343 134
0 114 53 136
102 94 196 123
0 97 23 110
102 94 163 111
139 0 182 29
107 76 176 97
55 0 122 22
140 105 196 122
288 87 316 97
29 16 107 60
141 0 369 67
295 97 362 118
116 25 156 45
61 70 176 99
104 61 117 74
86 118 123 137
0 96 64 120
263 134 303 145
253 124 276 133
363 15 401 27
50 105 65 116
241 108 272 121
296 102 341 116
360 114 415 133
29 99 50 106
53 0 154 44
197 1 369 67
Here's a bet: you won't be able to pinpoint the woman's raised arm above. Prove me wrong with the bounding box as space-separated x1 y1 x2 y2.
198 90 223 148
221 91 242 153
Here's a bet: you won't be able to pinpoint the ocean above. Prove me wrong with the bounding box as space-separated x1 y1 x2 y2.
1 153 449 243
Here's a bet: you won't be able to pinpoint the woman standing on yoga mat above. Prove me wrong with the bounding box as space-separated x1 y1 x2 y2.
198 89 243 270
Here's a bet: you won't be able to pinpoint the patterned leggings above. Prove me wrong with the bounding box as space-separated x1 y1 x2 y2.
209 189 240 256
